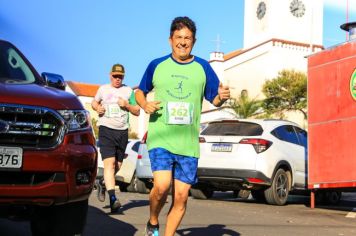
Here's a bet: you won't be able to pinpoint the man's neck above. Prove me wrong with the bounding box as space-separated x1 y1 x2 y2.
171 54 194 63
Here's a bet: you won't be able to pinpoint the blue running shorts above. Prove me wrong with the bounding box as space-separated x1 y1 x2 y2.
148 147 198 185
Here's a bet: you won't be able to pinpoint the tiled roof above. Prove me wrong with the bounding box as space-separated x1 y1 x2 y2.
224 49 243 60
66 81 99 97
66 81 139 97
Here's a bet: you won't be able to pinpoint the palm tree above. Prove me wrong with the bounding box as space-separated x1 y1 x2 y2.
228 91 263 118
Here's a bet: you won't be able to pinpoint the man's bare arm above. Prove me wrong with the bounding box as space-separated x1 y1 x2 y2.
91 99 105 116
212 83 230 107
135 89 161 114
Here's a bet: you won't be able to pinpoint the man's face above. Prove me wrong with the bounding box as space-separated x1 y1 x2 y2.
169 27 195 63
110 73 124 88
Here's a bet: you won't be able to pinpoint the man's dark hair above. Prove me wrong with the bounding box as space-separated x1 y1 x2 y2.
170 16 196 38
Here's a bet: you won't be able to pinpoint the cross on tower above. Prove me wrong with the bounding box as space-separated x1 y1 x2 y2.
212 34 225 52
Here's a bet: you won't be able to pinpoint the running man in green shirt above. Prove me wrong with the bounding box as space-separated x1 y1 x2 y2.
136 16 230 236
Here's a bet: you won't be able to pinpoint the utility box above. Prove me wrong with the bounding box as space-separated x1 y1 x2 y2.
308 36 356 200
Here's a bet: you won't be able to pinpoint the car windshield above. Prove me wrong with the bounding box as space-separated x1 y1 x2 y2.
201 121 263 136
0 41 37 84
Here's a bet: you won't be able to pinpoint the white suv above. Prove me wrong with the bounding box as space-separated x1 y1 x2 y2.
96 139 144 192
194 119 308 205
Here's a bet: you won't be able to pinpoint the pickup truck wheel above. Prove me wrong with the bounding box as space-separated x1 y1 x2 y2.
264 169 290 205
190 188 213 199
31 199 88 236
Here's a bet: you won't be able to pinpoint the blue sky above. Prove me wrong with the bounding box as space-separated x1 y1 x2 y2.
0 0 355 88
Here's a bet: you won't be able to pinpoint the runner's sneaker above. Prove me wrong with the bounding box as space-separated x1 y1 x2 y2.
144 221 159 236
95 178 106 202
110 195 122 213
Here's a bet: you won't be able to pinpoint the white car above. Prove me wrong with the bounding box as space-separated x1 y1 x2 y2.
193 119 308 206
97 139 144 192
135 132 153 193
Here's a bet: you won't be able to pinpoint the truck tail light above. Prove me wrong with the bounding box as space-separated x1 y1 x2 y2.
239 138 272 153
141 132 147 144
137 154 142 160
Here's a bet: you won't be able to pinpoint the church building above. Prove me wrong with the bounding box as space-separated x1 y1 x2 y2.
202 0 324 127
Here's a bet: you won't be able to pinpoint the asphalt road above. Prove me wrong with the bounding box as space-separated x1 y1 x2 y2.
1 191 356 236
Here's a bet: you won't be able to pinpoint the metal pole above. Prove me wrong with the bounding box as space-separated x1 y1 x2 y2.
310 190 315 209
346 0 349 40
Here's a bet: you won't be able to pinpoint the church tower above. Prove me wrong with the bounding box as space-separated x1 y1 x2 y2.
243 0 323 49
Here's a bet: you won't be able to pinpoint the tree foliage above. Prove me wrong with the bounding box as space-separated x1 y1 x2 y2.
228 92 263 118
261 69 307 119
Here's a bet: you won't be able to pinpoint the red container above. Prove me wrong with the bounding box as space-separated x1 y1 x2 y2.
308 40 356 191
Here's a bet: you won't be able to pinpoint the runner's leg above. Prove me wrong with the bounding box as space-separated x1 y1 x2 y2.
165 179 190 236
103 157 116 191
149 170 172 225
104 157 121 212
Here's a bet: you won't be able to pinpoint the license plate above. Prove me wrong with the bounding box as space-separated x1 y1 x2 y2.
0 146 23 169
211 143 232 152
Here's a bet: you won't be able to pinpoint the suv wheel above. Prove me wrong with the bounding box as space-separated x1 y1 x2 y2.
264 169 290 205
190 188 213 199
31 199 88 235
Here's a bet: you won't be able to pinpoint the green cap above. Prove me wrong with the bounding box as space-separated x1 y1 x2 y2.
111 63 125 75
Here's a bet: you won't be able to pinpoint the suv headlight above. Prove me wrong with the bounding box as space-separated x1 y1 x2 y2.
57 110 91 132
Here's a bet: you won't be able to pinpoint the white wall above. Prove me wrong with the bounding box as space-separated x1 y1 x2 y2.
244 0 323 49
223 41 312 100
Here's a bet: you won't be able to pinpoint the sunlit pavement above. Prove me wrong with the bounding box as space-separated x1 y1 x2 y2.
84 190 356 236
1 191 355 235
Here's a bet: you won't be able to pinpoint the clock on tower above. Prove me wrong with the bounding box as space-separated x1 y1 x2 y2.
290 0 306 17
256 1 266 20
243 0 323 49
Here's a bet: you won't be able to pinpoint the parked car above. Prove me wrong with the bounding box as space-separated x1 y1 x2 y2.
96 139 147 192
135 132 153 193
193 119 309 206
0 39 97 235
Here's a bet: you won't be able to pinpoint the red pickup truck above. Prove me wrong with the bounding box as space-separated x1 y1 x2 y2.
0 39 97 235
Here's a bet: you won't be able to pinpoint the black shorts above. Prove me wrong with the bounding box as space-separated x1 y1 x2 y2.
98 126 128 162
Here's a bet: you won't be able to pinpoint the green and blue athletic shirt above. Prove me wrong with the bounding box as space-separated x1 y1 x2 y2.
139 54 220 158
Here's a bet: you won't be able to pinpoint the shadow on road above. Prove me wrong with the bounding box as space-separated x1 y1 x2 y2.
84 206 138 236
176 224 240 236
101 199 150 214
120 199 150 212
0 219 30 236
